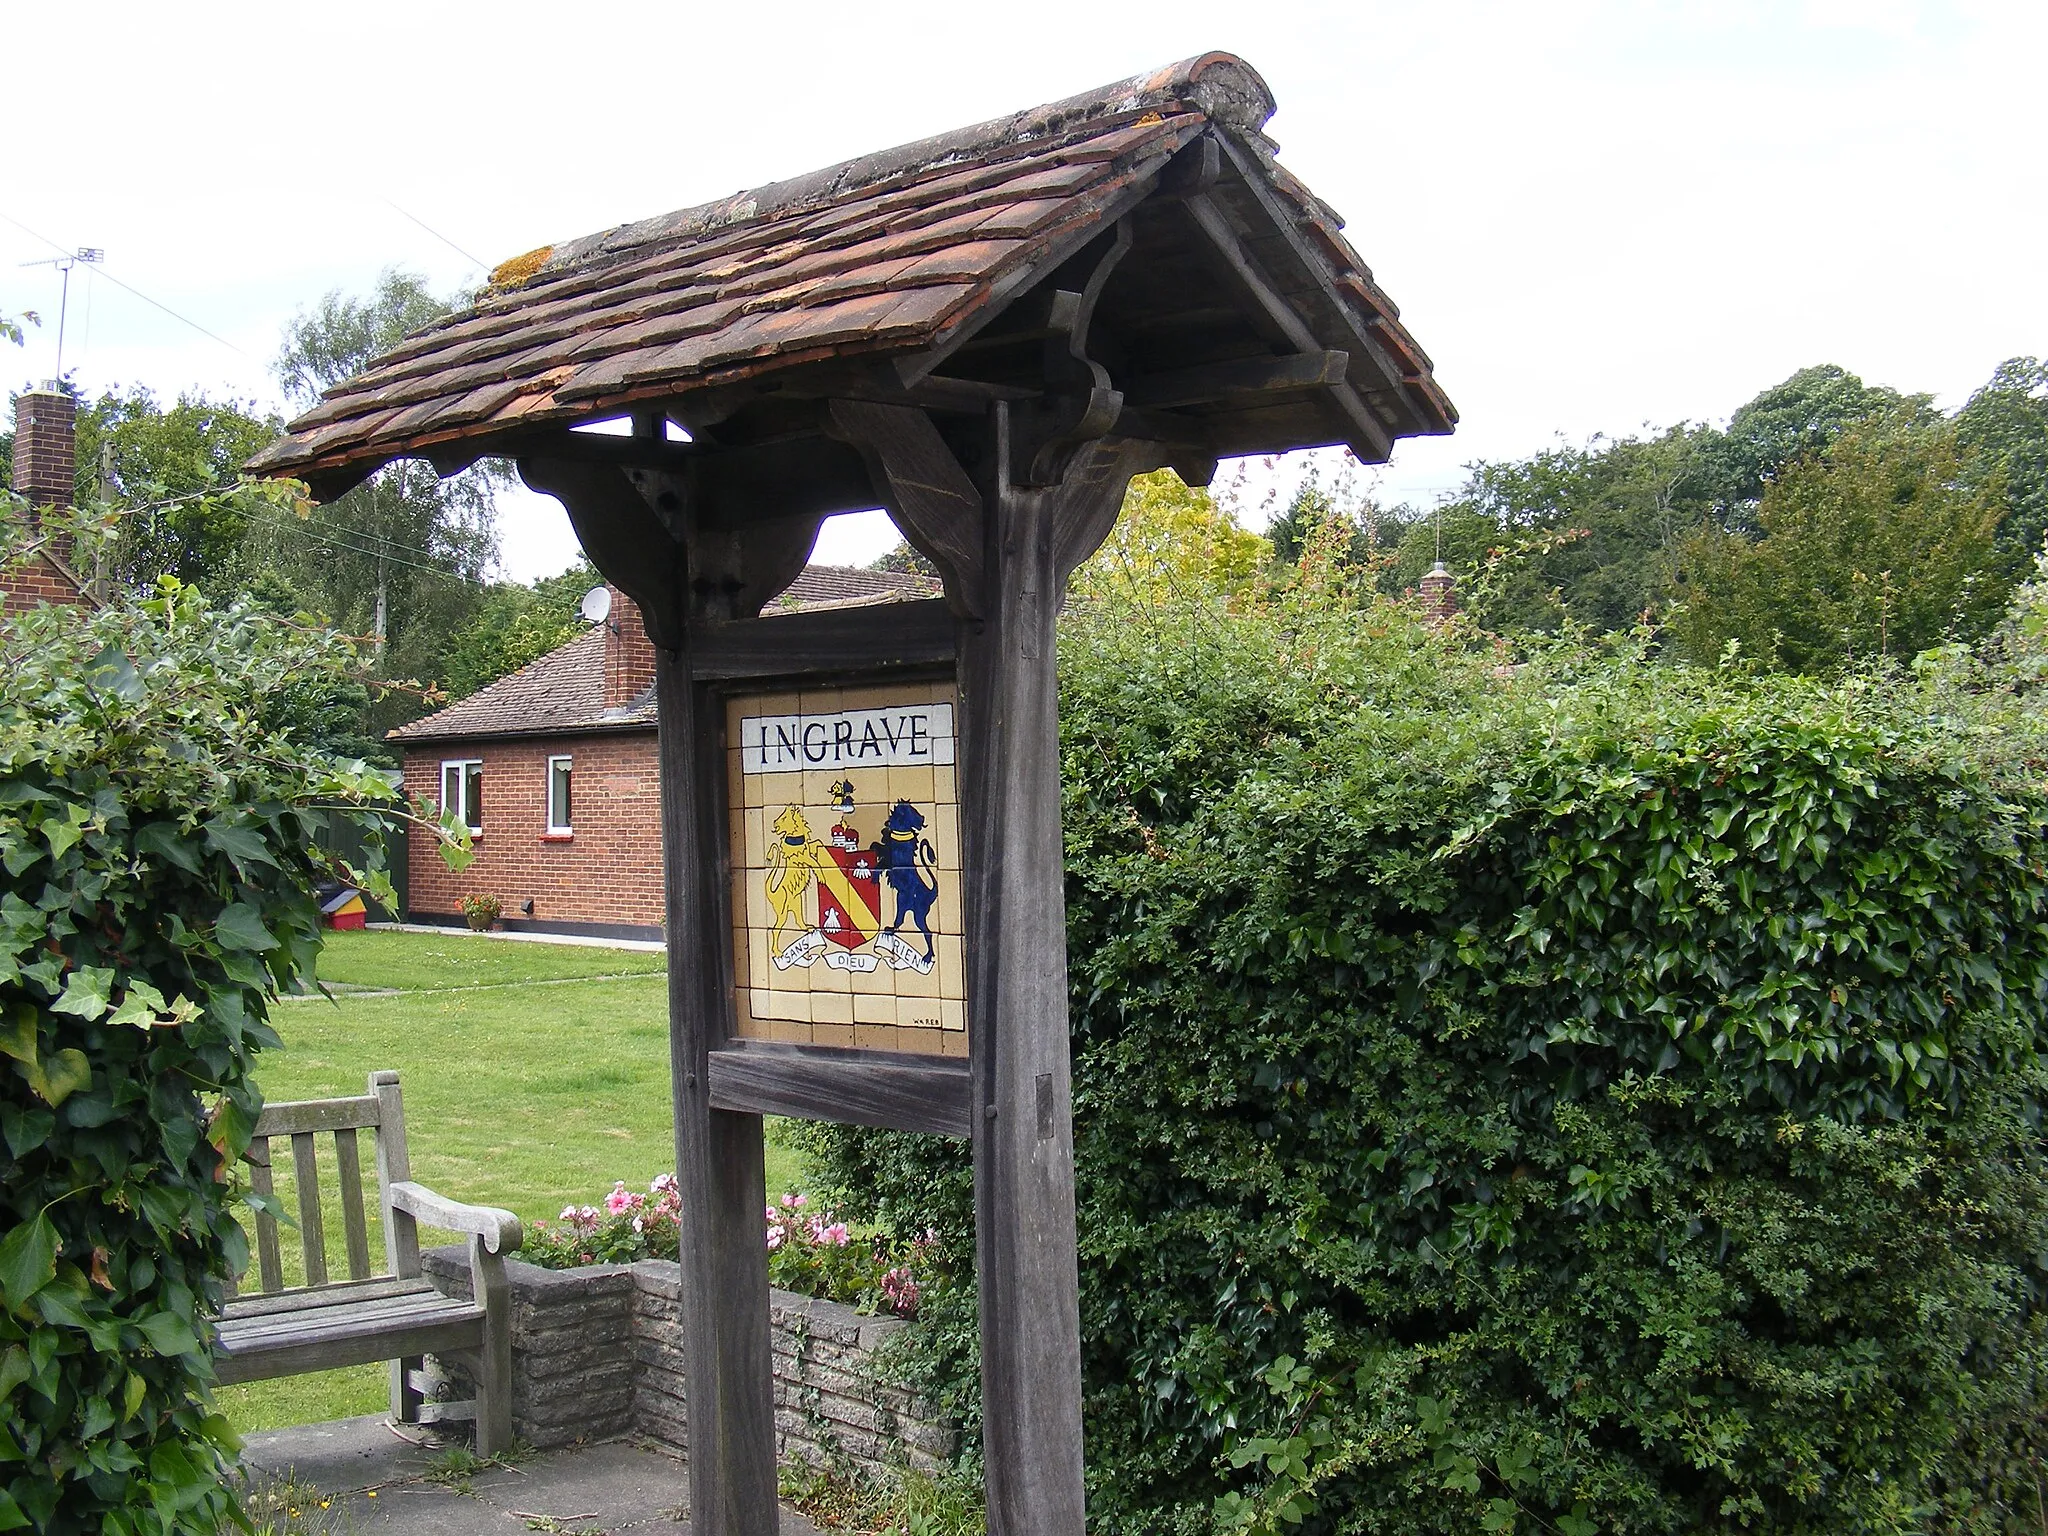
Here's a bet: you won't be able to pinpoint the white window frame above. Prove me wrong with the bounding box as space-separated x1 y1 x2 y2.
546 755 574 836
440 758 484 836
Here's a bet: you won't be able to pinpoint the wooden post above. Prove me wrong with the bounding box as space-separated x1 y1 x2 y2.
656 643 779 1534
956 412 1147 1535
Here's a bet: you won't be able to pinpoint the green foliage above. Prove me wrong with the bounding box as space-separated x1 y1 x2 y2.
1956 357 2048 571
268 269 506 734
1071 471 1270 606
438 560 597 701
68 386 283 590
0 540 416 1531
803 583 2048 1533
1672 410 2011 668
1348 361 2038 657
1691 362 1925 526
1387 430 1708 634
780 1453 986 1536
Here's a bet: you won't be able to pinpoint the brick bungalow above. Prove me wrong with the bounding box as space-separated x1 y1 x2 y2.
4 387 95 615
393 565 935 940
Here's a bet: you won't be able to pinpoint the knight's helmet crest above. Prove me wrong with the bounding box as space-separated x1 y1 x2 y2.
829 778 857 813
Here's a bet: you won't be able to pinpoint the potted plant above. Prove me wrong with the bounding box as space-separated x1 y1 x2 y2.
459 892 503 932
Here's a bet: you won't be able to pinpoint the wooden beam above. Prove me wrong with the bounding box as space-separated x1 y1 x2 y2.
1120 349 1348 410
707 1047 971 1137
892 155 1176 388
1180 194 1394 462
689 598 956 680
517 457 688 646
826 399 987 619
1209 133 1416 403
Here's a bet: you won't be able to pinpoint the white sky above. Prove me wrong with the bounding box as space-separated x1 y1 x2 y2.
5 0 2044 581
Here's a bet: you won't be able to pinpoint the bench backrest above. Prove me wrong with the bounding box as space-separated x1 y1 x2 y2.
241 1070 421 1295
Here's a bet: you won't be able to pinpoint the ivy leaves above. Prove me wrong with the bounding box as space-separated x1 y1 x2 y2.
0 580 401 1533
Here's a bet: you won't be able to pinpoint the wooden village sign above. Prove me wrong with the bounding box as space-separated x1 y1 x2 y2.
251 53 1452 1535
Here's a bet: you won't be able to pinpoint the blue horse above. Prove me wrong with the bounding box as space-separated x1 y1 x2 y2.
871 800 939 961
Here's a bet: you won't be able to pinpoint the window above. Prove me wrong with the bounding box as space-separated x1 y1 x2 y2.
546 755 573 835
440 758 483 835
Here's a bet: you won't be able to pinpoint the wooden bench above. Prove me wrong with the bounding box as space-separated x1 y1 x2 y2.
214 1070 523 1454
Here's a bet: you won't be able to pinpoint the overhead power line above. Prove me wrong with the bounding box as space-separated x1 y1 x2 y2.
384 201 489 272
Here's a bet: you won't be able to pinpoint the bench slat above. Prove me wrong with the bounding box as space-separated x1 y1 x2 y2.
215 1312 485 1383
291 1132 327 1287
219 1292 482 1351
253 1095 382 1137
248 1138 283 1294
221 1277 432 1322
334 1129 373 1280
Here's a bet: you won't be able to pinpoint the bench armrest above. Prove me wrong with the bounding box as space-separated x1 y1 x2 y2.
388 1181 523 1255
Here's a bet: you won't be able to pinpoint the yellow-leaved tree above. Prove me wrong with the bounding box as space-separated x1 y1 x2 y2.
1069 470 1270 607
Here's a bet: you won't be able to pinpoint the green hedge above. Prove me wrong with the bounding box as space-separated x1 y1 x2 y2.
0 584 399 1534
799 593 2048 1534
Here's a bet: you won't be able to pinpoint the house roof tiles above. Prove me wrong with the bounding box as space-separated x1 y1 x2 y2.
389 565 937 745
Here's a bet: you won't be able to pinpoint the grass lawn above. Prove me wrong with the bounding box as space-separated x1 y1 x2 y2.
218 928 804 1434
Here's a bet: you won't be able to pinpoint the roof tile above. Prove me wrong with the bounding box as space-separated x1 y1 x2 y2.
389 565 940 744
252 55 1453 484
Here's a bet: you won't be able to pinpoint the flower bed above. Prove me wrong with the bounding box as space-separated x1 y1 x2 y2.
524 1179 940 1321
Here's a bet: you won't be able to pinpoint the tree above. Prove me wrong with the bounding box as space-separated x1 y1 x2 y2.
1389 429 1712 633
69 387 283 590
438 559 600 700
1955 355 2048 571
1671 410 2009 669
1070 470 1269 606
266 269 502 730
1690 363 1928 529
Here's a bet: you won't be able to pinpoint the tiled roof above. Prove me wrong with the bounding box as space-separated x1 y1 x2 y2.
389 565 937 744
388 626 631 744
249 53 1450 487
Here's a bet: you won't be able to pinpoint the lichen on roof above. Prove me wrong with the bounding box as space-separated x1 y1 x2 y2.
487 245 554 293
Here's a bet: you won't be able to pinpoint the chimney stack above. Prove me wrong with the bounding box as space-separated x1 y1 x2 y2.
11 388 77 569
602 585 657 709
1418 559 1458 626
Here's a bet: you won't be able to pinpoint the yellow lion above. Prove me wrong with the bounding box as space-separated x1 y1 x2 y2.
765 805 827 946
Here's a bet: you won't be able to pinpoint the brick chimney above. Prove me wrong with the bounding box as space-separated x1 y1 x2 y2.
1418 560 1458 626
603 585 657 708
11 388 77 568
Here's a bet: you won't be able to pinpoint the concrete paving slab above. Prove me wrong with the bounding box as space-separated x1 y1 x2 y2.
237 1415 819 1534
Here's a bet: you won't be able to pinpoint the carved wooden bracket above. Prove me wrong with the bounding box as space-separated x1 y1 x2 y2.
1010 220 1134 486
826 398 987 621
517 457 688 649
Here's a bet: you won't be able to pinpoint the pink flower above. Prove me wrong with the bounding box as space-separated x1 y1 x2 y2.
650 1173 678 1196
780 1192 807 1210
822 1222 849 1247
766 1226 785 1251
560 1206 579 1221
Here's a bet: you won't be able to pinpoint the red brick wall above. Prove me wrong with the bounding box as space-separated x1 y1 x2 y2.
404 730 666 933
12 390 77 570
2 553 89 617
603 587 657 709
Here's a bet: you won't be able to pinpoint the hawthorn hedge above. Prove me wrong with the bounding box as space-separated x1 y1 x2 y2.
800 596 2048 1534
0 585 399 1534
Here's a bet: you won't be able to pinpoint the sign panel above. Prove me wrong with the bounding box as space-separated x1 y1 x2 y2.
728 682 964 1057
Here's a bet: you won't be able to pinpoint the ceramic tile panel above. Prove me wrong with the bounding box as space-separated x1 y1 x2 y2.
728 681 966 1053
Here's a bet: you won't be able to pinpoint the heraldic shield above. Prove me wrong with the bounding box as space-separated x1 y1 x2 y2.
729 684 964 1055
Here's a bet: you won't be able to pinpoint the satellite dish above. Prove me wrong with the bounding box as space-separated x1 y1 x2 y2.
579 586 613 625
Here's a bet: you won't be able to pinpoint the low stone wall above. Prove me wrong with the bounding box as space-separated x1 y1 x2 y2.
420 1248 951 1477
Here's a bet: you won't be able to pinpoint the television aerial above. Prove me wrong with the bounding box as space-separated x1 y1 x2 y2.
17 247 102 383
